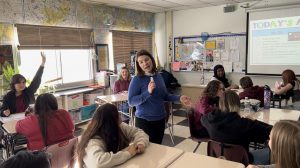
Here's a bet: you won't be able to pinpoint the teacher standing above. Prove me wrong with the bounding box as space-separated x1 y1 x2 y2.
128 49 191 144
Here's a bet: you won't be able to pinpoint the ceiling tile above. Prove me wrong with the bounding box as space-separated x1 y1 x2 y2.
122 3 164 12
166 0 207 5
146 0 180 8
129 0 155 2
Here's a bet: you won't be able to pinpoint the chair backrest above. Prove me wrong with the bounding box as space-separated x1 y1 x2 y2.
46 137 78 168
207 140 249 166
186 108 197 138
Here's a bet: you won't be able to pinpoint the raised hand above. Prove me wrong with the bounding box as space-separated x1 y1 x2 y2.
40 52 46 66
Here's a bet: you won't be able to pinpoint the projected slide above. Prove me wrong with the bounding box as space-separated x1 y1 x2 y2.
249 16 300 65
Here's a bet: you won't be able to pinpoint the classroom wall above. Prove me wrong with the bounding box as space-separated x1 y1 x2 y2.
155 13 167 68
170 5 284 87
0 0 155 71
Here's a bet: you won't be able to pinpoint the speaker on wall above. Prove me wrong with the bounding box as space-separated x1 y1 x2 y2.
223 5 236 13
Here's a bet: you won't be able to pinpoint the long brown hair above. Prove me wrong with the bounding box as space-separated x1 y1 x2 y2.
135 49 157 76
219 90 240 113
282 69 298 85
201 80 223 98
118 66 131 81
270 120 300 168
34 93 58 146
76 103 130 167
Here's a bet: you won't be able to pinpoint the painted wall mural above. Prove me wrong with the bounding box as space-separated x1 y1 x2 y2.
0 0 154 32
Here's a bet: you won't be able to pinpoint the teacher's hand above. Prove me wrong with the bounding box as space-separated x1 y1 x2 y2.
180 95 192 107
148 81 156 94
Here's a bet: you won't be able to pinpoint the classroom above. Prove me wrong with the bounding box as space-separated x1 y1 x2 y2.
0 0 300 168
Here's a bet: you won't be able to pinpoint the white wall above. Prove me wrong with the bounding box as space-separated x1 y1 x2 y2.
155 12 167 68
170 5 284 87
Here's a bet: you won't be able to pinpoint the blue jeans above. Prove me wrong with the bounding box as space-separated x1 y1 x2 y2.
250 147 270 165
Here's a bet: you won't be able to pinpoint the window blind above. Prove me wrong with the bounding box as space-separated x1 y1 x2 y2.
112 31 152 71
16 24 93 49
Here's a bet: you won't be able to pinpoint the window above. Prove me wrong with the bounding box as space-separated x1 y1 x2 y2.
16 24 94 89
112 31 153 72
19 49 93 89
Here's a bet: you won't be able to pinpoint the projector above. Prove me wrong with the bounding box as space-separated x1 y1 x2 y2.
224 5 236 13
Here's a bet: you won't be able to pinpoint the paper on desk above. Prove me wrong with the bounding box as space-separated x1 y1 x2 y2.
0 113 25 123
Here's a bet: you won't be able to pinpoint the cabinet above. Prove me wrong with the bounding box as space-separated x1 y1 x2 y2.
54 87 104 124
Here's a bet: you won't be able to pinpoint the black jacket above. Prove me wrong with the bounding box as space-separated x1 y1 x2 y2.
201 110 272 154
0 66 44 116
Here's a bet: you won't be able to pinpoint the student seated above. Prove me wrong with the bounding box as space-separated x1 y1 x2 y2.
274 69 300 110
193 80 224 137
76 103 149 168
0 52 46 117
113 66 131 94
16 93 74 151
201 90 272 164
210 64 239 90
239 76 264 107
247 120 300 168
0 150 50 168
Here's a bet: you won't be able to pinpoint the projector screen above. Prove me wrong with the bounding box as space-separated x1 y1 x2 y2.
246 6 300 76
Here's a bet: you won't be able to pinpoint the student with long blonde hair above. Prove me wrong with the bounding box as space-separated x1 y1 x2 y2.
76 103 149 168
247 120 300 168
201 90 272 164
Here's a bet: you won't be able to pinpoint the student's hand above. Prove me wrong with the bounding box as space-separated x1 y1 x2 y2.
3 109 10 117
127 144 137 156
148 80 156 94
180 95 192 107
246 165 259 168
136 144 145 154
40 52 46 66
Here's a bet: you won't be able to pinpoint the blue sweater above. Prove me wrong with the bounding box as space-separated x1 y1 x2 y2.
128 73 180 121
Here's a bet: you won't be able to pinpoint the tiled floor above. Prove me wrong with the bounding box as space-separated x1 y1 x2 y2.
162 106 208 155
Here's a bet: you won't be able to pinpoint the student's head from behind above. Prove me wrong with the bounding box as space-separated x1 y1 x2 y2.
213 64 225 78
34 93 58 115
239 76 253 89
10 74 26 92
0 150 50 168
219 90 240 113
203 80 224 98
76 103 129 167
269 120 300 168
119 66 131 81
136 49 157 76
282 69 296 85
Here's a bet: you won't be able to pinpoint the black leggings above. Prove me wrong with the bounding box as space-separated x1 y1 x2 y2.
135 117 165 144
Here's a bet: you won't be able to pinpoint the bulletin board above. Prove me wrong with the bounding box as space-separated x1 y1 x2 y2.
173 33 246 73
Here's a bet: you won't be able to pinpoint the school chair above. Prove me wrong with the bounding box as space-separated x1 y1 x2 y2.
186 108 210 153
165 102 175 145
207 140 249 166
46 136 78 168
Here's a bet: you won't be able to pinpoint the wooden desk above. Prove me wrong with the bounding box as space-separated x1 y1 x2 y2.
2 120 18 134
168 152 245 168
240 108 300 125
116 143 184 168
97 92 128 103
0 113 25 124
